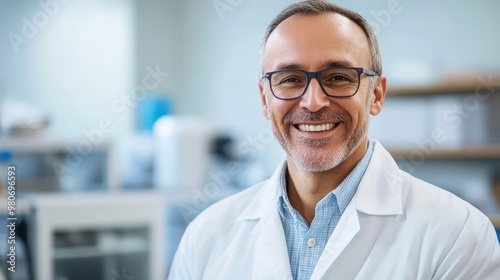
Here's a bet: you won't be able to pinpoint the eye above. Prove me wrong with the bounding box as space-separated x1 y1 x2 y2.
325 74 353 82
331 75 349 81
271 71 306 87
322 69 358 86
280 76 302 84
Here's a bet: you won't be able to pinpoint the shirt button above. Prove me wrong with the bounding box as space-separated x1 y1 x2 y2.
307 238 316 248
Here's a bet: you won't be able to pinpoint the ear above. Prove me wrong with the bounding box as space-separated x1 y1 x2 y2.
369 75 387 116
259 80 271 119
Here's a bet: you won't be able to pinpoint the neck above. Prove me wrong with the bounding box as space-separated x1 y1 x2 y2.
286 138 369 225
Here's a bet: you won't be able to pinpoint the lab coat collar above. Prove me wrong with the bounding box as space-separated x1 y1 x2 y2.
236 159 285 222
236 159 292 279
354 140 403 216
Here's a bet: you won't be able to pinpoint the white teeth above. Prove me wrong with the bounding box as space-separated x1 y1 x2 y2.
297 123 335 132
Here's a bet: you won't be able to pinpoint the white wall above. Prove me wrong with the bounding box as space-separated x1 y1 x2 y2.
134 0 182 111
0 0 135 138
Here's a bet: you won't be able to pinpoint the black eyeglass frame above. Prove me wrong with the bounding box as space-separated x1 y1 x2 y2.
261 66 379 100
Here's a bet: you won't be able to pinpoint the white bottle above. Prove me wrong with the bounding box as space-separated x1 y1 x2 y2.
153 116 216 190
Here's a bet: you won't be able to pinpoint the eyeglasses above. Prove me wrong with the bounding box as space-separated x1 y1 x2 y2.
261 66 379 100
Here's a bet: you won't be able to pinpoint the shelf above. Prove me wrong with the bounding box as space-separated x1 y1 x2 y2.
53 242 148 260
388 146 500 159
0 135 110 153
387 75 500 96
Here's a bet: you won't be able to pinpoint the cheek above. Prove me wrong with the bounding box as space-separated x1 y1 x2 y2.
269 100 295 123
270 110 287 135
341 100 368 128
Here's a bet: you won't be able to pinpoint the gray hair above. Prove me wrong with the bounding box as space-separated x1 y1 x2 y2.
260 0 382 75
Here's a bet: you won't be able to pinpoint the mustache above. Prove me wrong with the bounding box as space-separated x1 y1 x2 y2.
283 109 349 124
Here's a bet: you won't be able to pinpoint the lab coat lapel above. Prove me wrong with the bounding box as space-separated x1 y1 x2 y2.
237 161 293 280
354 141 403 216
309 201 361 280
311 208 388 279
252 205 293 280
310 141 404 279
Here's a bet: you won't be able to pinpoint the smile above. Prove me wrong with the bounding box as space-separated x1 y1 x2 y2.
296 123 338 132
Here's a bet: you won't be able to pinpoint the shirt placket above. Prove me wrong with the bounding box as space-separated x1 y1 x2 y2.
296 195 336 280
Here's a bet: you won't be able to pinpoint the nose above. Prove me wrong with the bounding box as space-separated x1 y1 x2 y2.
299 77 331 112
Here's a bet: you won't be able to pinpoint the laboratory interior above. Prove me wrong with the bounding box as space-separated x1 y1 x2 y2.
1 0 500 279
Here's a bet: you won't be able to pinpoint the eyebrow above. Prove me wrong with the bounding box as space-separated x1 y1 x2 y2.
272 60 356 71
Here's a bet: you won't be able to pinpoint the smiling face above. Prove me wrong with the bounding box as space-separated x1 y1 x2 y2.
259 13 385 173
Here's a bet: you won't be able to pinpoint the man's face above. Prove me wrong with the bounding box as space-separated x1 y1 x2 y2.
259 13 385 172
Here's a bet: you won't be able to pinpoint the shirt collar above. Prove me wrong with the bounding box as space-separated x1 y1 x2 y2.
277 140 375 217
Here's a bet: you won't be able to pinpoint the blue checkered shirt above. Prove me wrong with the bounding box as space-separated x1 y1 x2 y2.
277 140 374 280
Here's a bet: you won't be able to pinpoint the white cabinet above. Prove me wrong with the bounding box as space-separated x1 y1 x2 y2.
30 192 165 280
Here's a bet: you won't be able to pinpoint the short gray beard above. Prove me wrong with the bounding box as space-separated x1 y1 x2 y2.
271 97 372 173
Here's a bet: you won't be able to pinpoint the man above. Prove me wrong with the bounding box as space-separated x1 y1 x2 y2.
169 1 500 279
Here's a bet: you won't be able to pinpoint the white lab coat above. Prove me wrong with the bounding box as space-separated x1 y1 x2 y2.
169 141 500 280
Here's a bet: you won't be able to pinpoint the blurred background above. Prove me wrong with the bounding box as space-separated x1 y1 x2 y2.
0 0 499 279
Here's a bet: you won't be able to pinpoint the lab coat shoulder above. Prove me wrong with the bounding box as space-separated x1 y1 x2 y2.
398 168 492 243
399 169 475 227
400 171 500 279
193 179 268 225
169 178 274 280
360 142 489 233
348 142 500 279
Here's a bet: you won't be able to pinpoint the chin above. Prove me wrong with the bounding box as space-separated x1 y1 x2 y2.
281 128 368 173
289 143 350 172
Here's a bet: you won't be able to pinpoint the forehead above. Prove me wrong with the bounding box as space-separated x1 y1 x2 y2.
262 13 371 71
